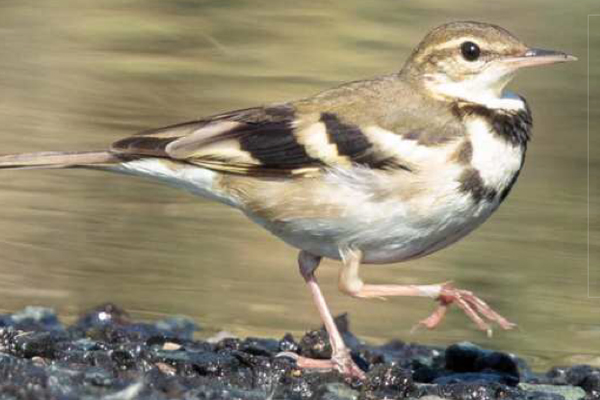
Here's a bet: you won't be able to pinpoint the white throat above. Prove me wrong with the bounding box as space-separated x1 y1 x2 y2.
424 72 526 111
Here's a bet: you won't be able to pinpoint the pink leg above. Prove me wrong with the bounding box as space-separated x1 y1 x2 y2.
278 251 365 379
338 248 516 337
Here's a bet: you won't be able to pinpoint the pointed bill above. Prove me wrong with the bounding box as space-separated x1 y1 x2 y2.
499 48 577 68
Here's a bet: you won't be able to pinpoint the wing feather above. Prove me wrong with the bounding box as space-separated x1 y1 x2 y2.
111 104 409 177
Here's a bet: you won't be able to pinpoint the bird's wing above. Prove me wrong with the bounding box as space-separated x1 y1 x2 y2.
111 104 409 177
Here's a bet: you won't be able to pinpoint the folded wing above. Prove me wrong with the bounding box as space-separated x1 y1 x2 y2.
111 104 408 177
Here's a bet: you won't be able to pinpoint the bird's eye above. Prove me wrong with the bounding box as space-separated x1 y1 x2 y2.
461 41 481 61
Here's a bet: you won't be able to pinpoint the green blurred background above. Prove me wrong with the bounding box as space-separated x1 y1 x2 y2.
0 0 596 370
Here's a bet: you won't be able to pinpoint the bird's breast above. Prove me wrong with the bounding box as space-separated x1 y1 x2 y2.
454 100 530 205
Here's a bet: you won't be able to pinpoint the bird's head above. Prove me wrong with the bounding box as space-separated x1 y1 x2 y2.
401 21 576 107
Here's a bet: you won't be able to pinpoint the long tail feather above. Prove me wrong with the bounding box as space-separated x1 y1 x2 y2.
0 151 122 170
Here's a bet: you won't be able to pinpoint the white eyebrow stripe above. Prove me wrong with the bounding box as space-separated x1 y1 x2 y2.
430 37 481 51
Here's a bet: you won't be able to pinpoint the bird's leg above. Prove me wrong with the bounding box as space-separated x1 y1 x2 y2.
338 248 515 336
278 251 365 379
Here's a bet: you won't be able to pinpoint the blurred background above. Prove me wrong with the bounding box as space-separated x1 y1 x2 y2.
0 0 596 371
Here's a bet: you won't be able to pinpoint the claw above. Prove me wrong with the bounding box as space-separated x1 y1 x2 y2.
416 282 516 335
411 302 449 333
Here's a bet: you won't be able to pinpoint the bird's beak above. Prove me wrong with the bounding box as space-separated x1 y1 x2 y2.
499 48 577 69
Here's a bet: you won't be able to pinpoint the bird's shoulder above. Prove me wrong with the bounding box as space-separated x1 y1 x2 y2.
111 75 465 177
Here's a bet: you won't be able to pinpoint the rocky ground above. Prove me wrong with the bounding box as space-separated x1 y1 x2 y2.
0 304 596 400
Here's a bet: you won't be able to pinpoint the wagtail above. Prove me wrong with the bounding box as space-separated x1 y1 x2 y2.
0 21 576 378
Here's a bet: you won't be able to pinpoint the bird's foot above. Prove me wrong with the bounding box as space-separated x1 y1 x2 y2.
415 282 516 337
276 351 366 380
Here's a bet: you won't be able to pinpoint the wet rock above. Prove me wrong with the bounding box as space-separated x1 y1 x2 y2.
515 356 538 382
519 383 586 400
277 370 348 400
153 316 198 341
433 372 518 386
240 337 281 356
361 339 444 377
299 326 332 359
74 303 132 330
70 303 199 349
0 306 63 332
0 305 595 400
542 365 600 398
180 384 269 400
445 342 484 372
424 381 523 400
362 363 415 399
279 332 300 353
296 314 368 377
12 330 70 359
545 366 570 385
299 314 362 360
206 330 236 344
314 382 359 400
566 365 600 391
580 373 600 399
443 342 520 386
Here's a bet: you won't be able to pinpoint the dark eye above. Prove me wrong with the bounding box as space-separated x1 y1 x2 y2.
461 41 481 61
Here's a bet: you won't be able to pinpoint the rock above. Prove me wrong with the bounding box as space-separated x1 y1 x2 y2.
240 337 281 356
0 304 594 400
363 363 415 399
206 330 236 344
519 383 586 400
543 365 600 398
445 341 483 372
443 342 520 386
74 303 131 330
298 314 363 360
2 306 63 331
433 372 518 386
423 381 523 400
279 332 299 353
299 327 332 359
314 382 359 400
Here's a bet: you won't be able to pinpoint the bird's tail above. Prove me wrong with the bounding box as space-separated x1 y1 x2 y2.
0 150 122 170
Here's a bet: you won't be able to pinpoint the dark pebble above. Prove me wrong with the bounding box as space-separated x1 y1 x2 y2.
443 342 520 386
0 304 595 400
363 363 415 399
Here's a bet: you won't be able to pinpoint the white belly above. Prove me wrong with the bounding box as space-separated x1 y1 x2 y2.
247 184 502 264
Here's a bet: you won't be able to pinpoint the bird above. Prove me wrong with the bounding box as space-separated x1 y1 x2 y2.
0 21 576 379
